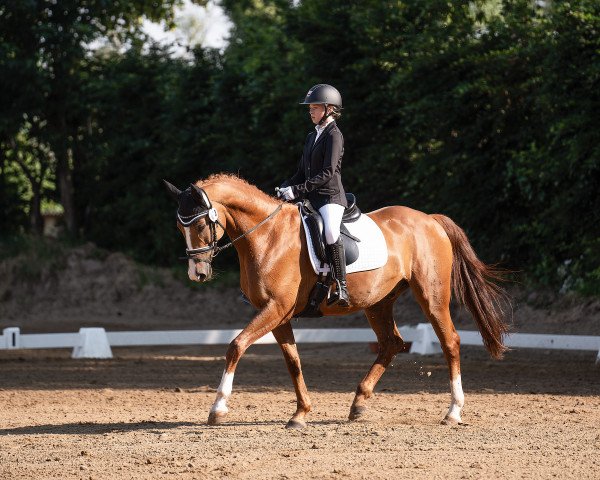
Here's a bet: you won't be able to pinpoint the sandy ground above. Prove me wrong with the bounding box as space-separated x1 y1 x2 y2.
1 343 599 480
1 245 600 478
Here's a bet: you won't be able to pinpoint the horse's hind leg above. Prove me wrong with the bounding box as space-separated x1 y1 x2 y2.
410 273 464 424
349 299 405 421
271 322 312 429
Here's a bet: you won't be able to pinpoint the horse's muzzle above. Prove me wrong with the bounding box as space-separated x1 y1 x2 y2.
189 259 212 282
196 272 209 282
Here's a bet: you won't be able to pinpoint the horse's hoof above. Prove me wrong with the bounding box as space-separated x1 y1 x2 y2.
441 415 461 426
207 411 227 426
348 405 367 421
285 419 306 430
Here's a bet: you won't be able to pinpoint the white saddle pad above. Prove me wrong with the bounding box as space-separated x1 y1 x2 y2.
300 212 388 275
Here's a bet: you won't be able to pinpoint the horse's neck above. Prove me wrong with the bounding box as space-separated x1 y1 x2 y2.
206 182 279 240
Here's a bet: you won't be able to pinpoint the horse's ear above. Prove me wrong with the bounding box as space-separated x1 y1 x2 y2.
163 179 182 201
190 184 212 209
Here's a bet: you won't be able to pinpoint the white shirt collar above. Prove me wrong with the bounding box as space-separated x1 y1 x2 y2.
314 118 334 133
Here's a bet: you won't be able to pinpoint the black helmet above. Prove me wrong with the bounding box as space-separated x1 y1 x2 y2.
299 84 343 108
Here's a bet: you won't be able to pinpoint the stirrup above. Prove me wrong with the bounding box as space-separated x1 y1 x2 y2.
327 279 349 307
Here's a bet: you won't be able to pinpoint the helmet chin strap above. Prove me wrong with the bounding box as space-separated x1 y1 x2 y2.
318 103 332 126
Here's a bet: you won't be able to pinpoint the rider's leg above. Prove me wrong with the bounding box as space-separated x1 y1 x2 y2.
319 203 344 246
318 203 349 307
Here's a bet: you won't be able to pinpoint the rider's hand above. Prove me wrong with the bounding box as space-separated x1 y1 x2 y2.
279 186 295 201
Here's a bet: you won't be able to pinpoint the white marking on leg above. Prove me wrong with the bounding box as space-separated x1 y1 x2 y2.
211 371 234 414
446 374 464 422
184 227 196 280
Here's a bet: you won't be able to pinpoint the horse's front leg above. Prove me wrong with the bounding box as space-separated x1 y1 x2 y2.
207 301 287 425
271 322 312 429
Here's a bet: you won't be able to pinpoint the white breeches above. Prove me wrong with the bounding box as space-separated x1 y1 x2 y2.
318 203 345 245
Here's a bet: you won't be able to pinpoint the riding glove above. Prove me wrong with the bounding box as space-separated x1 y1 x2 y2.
279 186 295 201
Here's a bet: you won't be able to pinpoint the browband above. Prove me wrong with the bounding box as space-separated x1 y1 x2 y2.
177 207 218 226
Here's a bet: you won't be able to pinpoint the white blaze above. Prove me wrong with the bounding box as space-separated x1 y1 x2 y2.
211 370 234 414
446 375 465 422
184 227 196 280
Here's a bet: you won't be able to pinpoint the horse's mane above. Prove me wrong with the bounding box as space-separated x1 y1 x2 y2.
196 173 281 206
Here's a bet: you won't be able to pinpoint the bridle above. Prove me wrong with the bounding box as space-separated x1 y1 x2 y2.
178 189 283 263
178 206 225 263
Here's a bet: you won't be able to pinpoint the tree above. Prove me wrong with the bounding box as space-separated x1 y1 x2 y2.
2 121 56 234
0 0 185 235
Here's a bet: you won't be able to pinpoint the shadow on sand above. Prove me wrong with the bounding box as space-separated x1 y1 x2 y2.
0 344 598 396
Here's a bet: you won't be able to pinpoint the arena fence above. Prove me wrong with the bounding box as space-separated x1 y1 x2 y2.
1 324 599 363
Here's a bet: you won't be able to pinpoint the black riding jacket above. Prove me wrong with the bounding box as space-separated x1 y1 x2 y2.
282 121 348 210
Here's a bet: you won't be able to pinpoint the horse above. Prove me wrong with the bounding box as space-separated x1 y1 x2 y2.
164 173 509 428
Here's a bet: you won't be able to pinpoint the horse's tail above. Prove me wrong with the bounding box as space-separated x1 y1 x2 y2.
431 214 511 359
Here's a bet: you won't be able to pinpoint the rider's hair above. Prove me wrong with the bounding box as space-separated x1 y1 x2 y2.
329 105 342 120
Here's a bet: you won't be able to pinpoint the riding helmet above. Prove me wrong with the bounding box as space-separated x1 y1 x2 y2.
299 84 343 108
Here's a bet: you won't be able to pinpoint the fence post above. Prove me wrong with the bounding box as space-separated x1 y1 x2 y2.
409 323 442 355
3 327 21 349
72 328 113 359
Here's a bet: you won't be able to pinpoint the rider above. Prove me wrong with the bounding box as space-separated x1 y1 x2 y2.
278 84 349 307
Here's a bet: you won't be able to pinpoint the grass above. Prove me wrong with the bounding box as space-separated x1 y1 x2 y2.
1 234 242 292
169 263 240 290
0 234 76 282
136 264 167 289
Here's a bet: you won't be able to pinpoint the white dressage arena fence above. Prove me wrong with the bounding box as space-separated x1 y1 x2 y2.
1 324 599 363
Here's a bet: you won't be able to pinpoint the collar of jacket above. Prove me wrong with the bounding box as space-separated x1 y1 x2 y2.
310 121 336 152
314 118 334 134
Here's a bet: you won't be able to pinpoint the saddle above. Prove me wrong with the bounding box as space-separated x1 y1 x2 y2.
296 193 362 318
299 193 361 267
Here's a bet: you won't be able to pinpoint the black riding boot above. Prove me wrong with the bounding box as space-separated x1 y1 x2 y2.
327 237 350 307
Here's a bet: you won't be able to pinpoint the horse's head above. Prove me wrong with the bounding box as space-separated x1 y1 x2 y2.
164 180 226 283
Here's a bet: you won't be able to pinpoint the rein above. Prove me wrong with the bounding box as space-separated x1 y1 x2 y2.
179 202 283 260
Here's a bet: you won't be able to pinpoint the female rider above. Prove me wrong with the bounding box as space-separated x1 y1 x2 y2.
278 84 349 307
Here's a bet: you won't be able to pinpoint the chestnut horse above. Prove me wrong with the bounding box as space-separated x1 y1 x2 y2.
164 174 509 428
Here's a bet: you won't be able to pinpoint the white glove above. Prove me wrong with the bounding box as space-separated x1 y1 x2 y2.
279 186 295 201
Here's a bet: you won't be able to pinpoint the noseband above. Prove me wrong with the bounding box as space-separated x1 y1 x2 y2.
178 206 224 262
178 195 282 262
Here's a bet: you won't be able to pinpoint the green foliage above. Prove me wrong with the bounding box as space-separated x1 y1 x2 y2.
0 155 28 234
0 0 598 295
0 234 77 281
136 263 167 289
0 0 185 235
